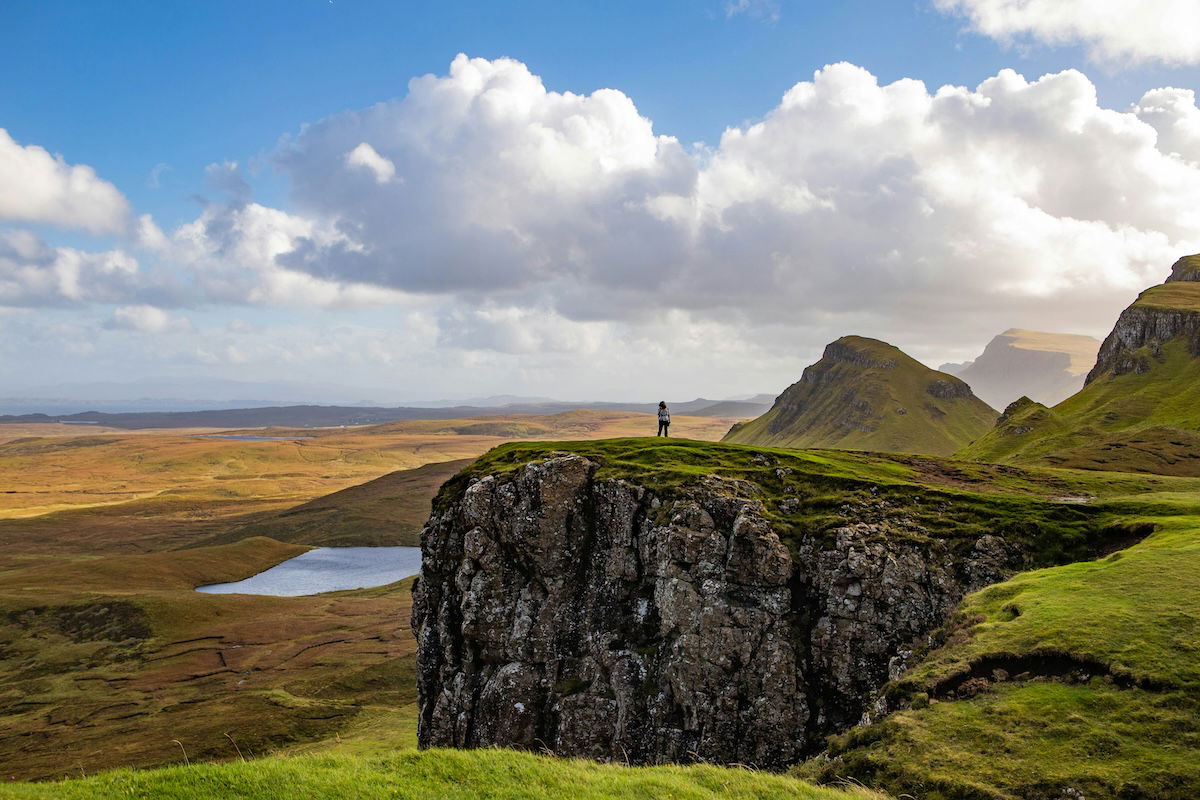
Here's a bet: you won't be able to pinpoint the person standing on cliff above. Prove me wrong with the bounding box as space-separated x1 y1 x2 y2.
657 401 671 437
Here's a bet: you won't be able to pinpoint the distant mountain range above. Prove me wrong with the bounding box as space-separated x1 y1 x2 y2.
0 396 773 430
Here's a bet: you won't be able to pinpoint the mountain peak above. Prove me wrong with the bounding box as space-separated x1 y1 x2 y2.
724 335 995 456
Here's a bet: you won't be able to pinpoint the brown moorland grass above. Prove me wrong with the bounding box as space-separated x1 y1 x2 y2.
0 410 737 558
0 411 742 780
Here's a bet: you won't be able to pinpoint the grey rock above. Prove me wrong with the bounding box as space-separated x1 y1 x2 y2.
413 455 1025 769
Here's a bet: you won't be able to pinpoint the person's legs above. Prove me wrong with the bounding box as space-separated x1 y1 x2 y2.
657 421 665 436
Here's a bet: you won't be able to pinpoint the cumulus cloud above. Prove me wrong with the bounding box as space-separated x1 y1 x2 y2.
0 228 144 307
165 200 409 307
1135 87 1200 163
278 54 695 297
934 0 1200 66
8 55 1200 395
0 128 129 233
265 56 1200 352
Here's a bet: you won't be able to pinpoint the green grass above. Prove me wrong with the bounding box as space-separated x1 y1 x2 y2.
444 437 1192 568
1132 280 1200 311
724 336 997 457
800 502 1200 798
0 748 887 800
962 338 1200 476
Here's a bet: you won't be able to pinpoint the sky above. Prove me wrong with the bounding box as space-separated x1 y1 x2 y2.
2 0 1200 403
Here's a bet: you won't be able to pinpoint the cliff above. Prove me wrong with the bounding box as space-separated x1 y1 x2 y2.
963 254 1200 476
941 329 1099 410
723 336 996 457
412 440 1119 769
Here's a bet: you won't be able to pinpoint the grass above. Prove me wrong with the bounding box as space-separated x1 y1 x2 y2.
0 537 421 780
0 410 737 558
962 338 1200 476
444 437 1193 567
1132 281 1200 311
5 417 1200 797
800 502 1200 798
0 748 888 800
205 459 472 548
724 336 997 456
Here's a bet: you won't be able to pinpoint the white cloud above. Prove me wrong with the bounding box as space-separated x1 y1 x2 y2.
105 304 191 334
8 55 1200 398
0 129 129 233
266 56 1200 353
934 0 1200 66
0 228 145 307
344 142 397 183
1135 87 1200 163
165 201 410 307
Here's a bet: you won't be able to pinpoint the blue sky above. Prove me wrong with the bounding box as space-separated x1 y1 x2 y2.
2 0 1200 403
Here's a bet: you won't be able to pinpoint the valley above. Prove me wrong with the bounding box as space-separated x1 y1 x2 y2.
0 410 743 782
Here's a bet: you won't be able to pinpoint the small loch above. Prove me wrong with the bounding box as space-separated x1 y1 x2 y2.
196 546 421 597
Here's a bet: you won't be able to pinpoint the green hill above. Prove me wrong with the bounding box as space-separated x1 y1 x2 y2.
962 254 1200 475
724 336 997 456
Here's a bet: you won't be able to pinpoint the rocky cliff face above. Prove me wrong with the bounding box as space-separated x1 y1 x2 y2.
1086 255 1200 383
413 453 1027 769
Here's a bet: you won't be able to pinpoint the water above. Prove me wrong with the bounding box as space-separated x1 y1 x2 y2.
196 546 421 597
193 435 313 442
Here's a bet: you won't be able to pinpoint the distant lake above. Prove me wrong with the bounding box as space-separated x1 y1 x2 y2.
196 546 421 597
193 435 313 442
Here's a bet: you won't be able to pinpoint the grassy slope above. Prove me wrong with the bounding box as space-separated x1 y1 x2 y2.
204 458 472 548
962 339 1200 475
725 336 996 457
800 497 1200 798
0 749 886 800
0 537 420 780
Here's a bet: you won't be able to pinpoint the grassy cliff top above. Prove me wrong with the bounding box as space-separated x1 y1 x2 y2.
999 329 1101 375
446 437 1200 568
1131 281 1200 311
